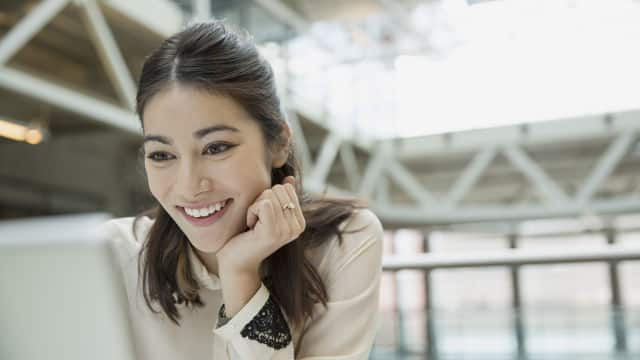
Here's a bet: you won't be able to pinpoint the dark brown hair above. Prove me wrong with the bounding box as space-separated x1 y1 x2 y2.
134 21 361 328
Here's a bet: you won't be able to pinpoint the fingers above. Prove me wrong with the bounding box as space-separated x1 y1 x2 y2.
278 177 305 238
273 184 298 239
246 201 259 228
283 176 295 186
245 177 306 246
246 198 276 230
282 181 306 233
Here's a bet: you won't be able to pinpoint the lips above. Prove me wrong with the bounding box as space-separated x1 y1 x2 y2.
178 199 233 227
183 199 229 217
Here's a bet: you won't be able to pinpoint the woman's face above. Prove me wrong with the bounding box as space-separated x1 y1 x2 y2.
142 84 285 254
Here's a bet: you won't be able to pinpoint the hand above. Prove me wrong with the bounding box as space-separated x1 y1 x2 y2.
217 176 306 275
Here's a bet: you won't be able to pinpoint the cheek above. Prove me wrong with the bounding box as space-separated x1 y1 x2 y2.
247 156 272 183
145 167 172 200
222 156 272 197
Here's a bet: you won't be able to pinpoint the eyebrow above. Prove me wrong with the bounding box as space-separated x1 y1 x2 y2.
143 125 240 145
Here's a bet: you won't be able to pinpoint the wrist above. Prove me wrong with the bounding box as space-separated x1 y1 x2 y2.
218 264 261 317
218 259 260 277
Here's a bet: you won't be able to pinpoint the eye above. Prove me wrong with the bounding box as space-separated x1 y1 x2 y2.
146 151 175 162
204 142 235 155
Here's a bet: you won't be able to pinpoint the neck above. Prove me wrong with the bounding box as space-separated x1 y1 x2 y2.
194 247 219 276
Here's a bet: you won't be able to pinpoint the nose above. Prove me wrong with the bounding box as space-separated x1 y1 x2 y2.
175 158 213 200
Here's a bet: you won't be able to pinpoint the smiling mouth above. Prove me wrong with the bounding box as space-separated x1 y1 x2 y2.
181 199 231 218
178 199 233 227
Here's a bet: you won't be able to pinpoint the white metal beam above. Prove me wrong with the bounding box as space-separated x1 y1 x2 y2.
394 112 640 159
502 145 569 204
387 160 436 207
383 245 640 271
576 132 636 205
287 110 312 172
0 0 70 66
79 0 137 110
339 143 361 191
445 147 497 207
375 174 390 206
358 141 392 198
374 196 640 226
308 132 342 187
0 67 140 134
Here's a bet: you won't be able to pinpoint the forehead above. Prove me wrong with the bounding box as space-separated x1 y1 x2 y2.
142 84 257 136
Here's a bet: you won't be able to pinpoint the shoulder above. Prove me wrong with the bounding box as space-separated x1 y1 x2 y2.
313 208 384 301
336 208 384 262
310 208 384 277
103 216 154 249
338 208 384 238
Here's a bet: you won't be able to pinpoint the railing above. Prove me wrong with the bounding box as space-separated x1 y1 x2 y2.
371 307 640 360
372 246 640 359
382 246 640 271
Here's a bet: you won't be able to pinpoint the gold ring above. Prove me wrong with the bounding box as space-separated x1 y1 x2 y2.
282 202 295 210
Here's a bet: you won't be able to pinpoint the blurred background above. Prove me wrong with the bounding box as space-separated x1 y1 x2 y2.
1 0 640 359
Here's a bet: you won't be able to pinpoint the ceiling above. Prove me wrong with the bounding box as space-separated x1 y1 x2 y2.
1 0 638 227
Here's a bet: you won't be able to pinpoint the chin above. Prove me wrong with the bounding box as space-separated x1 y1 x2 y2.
190 235 228 254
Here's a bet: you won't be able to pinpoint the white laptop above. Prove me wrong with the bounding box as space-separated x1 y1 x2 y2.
0 213 137 360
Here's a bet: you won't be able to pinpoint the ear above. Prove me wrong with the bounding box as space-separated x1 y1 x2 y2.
271 124 292 168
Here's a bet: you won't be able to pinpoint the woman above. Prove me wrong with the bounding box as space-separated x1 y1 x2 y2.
105 21 383 359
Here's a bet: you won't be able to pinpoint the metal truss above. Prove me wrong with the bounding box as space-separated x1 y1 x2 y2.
0 0 141 133
0 67 140 134
295 111 640 227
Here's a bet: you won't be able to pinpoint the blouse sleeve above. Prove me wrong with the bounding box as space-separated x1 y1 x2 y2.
295 209 384 359
213 282 294 359
212 209 384 359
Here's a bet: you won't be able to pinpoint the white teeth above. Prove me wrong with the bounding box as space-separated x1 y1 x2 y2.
184 200 227 218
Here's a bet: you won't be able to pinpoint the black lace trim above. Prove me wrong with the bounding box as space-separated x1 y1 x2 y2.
240 295 292 350
217 304 232 328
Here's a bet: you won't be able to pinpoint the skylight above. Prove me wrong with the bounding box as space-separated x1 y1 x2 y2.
286 0 640 139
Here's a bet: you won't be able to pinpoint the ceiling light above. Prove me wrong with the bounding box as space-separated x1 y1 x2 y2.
0 118 47 144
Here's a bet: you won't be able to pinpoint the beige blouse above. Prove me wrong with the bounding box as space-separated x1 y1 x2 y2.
104 209 384 359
